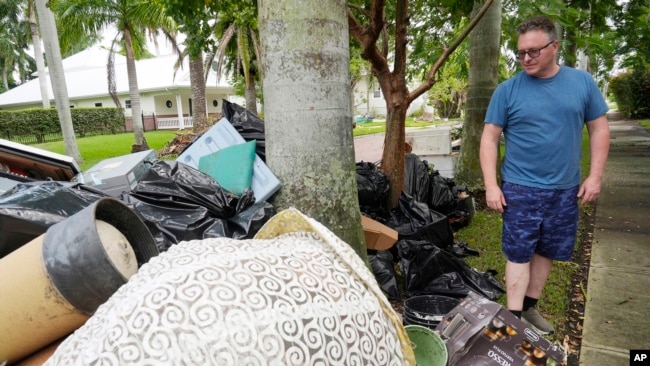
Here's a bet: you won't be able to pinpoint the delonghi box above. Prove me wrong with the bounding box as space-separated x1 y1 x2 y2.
177 118 280 202
436 291 565 366
73 149 157 197
0 138 80 195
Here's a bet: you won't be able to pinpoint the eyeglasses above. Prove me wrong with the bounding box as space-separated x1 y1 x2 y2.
516 41 554 60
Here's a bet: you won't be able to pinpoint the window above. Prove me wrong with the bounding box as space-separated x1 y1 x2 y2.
373 87 381 99
95 102 103 107
212 100 219 107
125 100 132 109
165 100 173 108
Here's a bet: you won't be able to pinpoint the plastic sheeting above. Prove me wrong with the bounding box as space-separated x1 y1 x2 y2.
45 208 415 366
221 99 267 161
397 239 505 300
368 249 400 301
121 160 270 252
387 192 454 250
356 161 391 220
402 153 474 231
0 181 107 258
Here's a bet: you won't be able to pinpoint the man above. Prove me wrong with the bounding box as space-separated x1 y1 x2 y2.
480 15 610 335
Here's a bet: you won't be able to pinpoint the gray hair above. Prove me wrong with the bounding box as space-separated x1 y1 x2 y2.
517 15 558 41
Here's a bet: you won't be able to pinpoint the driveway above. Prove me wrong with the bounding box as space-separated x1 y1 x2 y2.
354 133 384 164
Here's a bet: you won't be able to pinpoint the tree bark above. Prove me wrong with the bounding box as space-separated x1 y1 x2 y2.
34 0 82 164
29 3 50 108
455 0 501 191
189 54 208 133
258 0 367 260
244 77 258 115
124 28 149 152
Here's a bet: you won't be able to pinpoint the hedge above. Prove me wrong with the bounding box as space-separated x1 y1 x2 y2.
609 67 650 119
0 107 125 145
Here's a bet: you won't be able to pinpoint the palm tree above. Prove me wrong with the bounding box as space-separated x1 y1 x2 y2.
54 0 176 152
27 0 50 108
34 0 83 164
455 0 502 190
0 0 33 92
212 0 262 114
258 0 366 259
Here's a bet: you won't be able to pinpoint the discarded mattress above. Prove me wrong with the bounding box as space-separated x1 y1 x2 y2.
45 208 415 365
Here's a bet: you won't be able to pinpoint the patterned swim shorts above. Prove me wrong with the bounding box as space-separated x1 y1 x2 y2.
501 181 579 263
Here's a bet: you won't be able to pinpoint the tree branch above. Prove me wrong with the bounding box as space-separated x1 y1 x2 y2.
409 0 494 102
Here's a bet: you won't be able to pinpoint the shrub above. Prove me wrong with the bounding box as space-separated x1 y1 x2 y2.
609 67 650 119
0 108 125 144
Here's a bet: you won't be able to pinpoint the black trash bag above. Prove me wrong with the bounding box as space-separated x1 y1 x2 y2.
387 192 454 250
448 189 475 231
403 153 431 204
121 193 231 252
397 239 505 300
356 162 390 220
449 240 480 258
227 201 276 240
133 160 254 218
221 99 266 161
0 181 107 258
368 249 400 301
428 170 456 214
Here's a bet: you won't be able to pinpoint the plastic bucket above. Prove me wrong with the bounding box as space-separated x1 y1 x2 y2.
405 324 448 366
403 295 460 329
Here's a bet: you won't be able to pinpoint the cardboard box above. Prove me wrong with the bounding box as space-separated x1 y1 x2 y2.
436 292 565 366
361 215 398 250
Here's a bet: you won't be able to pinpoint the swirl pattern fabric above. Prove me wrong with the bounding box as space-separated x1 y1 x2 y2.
46 208 414 365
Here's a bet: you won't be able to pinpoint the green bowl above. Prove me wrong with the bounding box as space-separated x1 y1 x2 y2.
405 324 448 366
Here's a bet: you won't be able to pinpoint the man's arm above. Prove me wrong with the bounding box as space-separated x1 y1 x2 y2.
578 115 610 204
480 123 506 213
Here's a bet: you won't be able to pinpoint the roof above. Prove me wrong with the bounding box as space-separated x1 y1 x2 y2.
0 46 232 109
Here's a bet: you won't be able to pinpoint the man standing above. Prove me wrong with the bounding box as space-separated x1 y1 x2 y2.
480 15 610 335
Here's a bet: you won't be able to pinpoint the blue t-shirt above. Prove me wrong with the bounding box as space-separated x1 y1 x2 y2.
485 66 608 189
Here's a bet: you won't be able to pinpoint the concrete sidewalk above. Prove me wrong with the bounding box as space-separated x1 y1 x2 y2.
579 116 650 365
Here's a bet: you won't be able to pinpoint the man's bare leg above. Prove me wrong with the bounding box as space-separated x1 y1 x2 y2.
526 254 553 299
505 261 530 312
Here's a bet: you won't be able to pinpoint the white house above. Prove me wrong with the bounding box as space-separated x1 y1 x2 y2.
352 76 428 118
0 46 242 130
0 45 428 125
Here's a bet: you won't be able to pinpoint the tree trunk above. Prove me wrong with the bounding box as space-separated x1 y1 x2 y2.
189 54 208 133
455 0 501 191
244 78 257 115
258 0 367 261
1 65 8 91
29 3 50 108
381 100 408 207
34 0 82 165
124 28 149 152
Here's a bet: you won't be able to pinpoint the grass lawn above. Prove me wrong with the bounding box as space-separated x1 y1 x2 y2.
33 130 179 171
353 117 453 137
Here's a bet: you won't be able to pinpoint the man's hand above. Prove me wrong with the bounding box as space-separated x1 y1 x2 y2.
578 176 602 204
486 186 507 213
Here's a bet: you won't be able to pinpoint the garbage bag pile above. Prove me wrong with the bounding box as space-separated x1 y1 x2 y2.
358 156 504 303
0 113 277 258
0 102 501 363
